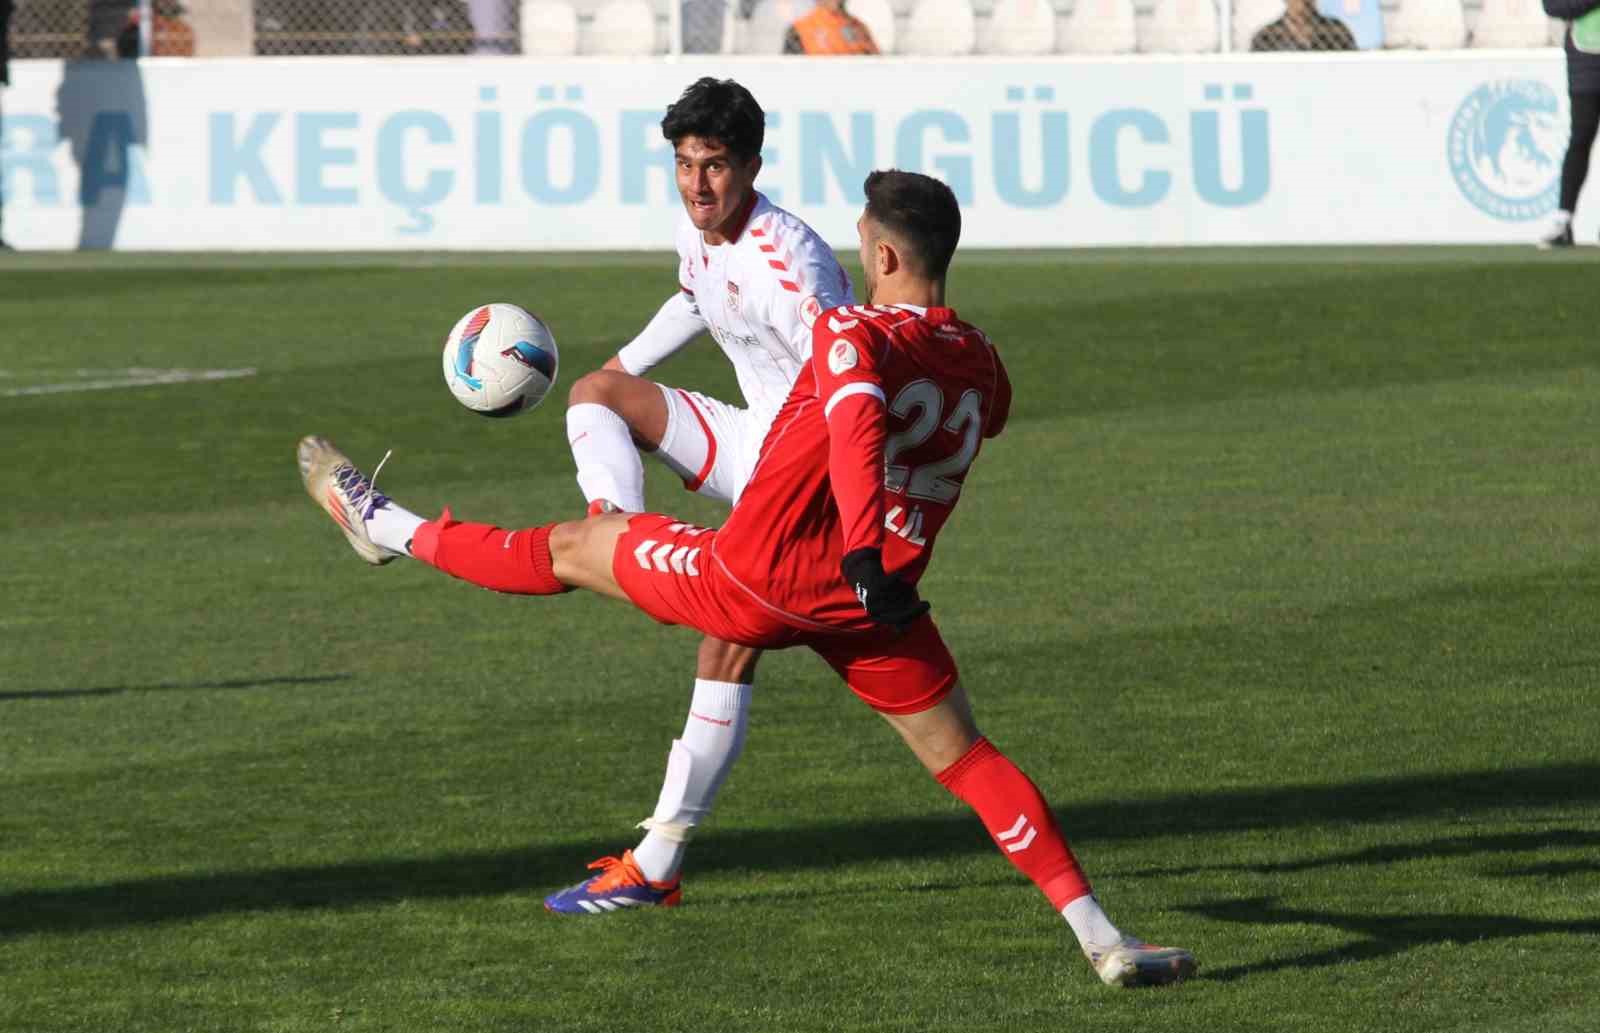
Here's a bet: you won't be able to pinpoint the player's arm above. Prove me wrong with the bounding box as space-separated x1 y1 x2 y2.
613 290 708 376
768 241 856 366
815 321 929 629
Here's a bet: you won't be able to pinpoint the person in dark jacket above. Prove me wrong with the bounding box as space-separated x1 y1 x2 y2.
1 0 12 250
1540 0 1600 248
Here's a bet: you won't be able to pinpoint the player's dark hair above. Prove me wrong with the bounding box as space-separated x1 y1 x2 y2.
660 78 765 163
862 170 962 281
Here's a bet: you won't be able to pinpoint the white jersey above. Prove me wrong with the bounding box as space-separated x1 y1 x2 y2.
617 192 854 423
676 193 854 418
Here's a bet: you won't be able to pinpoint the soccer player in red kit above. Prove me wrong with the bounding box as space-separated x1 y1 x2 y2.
297 170 1196 987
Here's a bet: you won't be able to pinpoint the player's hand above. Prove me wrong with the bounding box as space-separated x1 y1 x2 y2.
841 547 930 631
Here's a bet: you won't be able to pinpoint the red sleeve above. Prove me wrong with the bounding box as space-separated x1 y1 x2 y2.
813 316 888 555
985 346 1012 439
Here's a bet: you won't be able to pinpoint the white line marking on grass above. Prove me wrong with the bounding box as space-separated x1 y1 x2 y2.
0 368 257 397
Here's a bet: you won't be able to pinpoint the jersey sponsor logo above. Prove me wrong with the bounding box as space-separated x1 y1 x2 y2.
1447 80 1565 222
709 325 762 353
800 294 823 329
828 338 859 375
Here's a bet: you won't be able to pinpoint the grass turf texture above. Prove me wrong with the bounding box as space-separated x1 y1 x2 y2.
2 247 1598 1033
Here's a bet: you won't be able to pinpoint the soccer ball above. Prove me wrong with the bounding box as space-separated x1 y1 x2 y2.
442 303 559 418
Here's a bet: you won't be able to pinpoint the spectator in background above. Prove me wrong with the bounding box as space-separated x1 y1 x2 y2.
467 0 514 52
129 0 197 55
1250 0 1355 50
783 0 877 53
1 0 11 249
1538 0 1600 248
682 0 729 52
88 0 134 56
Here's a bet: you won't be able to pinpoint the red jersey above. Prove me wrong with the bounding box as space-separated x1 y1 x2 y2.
712 303 1011 631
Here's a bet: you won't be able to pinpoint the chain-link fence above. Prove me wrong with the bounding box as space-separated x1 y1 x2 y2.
4 0 1567 58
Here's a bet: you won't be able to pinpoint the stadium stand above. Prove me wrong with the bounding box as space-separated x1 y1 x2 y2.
901 0 976 54
519 0 579 52
849 0 895 51
1319 0 1382 47
1470 0 1551 46
1141 0 1220 52
1232 0 1283 48
581 0 655 51
2 0 1568 57
983 0 1055 53
1058 0 1139 52
735 0 790 52
1385 0 1468 48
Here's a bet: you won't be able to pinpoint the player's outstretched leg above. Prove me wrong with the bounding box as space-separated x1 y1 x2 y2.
883 683 1196 988
296 435 627 598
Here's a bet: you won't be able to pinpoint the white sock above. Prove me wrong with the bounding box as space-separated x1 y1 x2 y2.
632 679 752 883
1062 894 1124 953
366 500 426 556
567 402 646 512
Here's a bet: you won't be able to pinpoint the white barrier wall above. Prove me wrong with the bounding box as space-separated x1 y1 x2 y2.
0 53 1580 250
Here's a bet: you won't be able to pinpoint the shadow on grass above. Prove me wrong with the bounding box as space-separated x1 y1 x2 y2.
0 674 352 702
3 762 1597 940
1183 895 1600 983
1122 829 1600 879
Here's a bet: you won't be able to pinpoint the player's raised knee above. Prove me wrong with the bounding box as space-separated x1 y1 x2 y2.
566 368 622 409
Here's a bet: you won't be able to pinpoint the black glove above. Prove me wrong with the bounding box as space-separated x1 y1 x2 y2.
841 547 930 630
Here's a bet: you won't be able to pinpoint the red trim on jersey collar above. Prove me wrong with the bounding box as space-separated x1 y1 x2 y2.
713 191 761 245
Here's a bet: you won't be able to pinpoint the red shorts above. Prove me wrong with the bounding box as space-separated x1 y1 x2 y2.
613 514 959 715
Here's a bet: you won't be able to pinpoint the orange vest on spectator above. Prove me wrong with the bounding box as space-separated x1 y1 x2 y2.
790 7 878 54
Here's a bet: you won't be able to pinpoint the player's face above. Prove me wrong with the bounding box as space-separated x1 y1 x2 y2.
675 136 761 243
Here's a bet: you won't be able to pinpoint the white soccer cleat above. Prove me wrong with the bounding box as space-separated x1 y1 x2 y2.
296 435 402 566
1087 936 1197 988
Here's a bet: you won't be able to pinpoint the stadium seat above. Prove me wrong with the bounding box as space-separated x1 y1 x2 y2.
736 0 797 53
984 0 1057 53
1141 0 1220 52
520 1 580 55
582 0 658 53
849 0 898 52
1232 0 1284 49
1059 0 1137 52
902 0 977 54
1318 0 1384 48
1472 0 1555 46
1385 0 1467 48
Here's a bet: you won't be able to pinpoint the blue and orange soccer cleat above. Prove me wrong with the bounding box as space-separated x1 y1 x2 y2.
1086 936 1197 988
544 850 682 915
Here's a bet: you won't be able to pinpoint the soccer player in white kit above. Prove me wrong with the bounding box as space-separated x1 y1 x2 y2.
551 77 855 911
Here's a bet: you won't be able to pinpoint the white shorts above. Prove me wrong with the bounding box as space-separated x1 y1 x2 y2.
652 385 769 505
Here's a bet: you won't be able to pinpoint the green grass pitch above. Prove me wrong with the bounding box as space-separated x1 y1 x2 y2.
2 247 1598 1033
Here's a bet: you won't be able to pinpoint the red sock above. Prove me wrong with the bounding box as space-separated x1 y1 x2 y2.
410 509 569 595
936 737 1092 910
